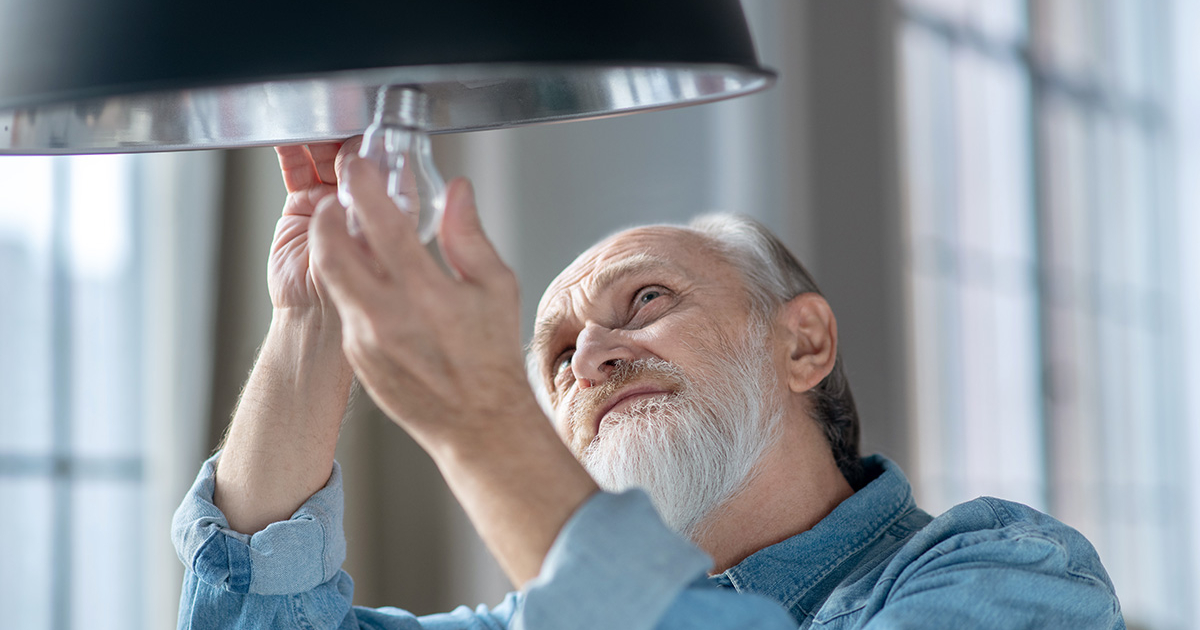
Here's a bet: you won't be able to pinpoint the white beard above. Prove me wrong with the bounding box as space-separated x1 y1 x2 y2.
572 321 783 542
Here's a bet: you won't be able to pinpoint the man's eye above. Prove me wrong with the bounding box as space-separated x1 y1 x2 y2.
553 351 574 378
635 286 666 306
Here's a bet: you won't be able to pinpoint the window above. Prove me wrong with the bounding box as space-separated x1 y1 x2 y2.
0 152 221 629
0 155 144 628
898 1 1193 628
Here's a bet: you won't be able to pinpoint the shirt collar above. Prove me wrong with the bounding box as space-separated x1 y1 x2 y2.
710 455 916 615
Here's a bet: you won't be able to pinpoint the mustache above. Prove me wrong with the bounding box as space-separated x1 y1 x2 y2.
565 359 688 432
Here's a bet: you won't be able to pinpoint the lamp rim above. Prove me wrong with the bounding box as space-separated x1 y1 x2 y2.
1 61 776 155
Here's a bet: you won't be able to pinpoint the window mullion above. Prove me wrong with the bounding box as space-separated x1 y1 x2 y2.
49 156 73 630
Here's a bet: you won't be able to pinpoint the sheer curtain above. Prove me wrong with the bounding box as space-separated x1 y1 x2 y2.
898 1 1196 628
0 151 223 630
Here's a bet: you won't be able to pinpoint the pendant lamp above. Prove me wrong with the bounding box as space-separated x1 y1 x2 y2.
0 0 775 154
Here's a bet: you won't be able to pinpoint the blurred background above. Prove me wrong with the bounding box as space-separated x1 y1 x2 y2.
1 1 1197 628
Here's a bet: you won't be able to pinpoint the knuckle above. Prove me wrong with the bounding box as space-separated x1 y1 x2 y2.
490 267 520 302
497 264 518 285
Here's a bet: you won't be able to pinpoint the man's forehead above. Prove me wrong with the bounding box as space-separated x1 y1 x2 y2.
537 226 714 318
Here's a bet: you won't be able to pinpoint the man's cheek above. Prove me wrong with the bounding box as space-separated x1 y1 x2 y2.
550 408 579 449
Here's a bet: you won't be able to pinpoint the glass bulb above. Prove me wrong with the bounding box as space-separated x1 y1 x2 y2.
339 85 445 243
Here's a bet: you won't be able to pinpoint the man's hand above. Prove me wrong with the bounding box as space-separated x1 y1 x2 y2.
309 158 528 444
270 141 355 313
308 158 599 586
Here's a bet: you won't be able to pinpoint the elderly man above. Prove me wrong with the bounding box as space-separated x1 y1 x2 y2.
173 143 1124 628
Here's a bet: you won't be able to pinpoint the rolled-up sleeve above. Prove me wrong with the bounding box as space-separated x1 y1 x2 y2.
171 453 346 596
172 454 520 630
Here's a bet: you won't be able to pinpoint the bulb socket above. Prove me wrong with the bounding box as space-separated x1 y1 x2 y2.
374 85 431 129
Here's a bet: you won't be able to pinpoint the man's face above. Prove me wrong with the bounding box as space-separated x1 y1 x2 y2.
532 227 786 535
533 228 759 443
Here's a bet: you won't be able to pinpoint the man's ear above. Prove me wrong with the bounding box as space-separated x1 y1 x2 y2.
776 293 838 394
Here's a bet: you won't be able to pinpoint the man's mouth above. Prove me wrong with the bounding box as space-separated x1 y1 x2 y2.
592 385 673 435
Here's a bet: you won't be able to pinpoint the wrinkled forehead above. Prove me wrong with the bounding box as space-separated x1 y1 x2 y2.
536 226 717 319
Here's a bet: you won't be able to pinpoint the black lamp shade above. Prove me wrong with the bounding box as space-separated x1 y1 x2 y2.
0 0 774 154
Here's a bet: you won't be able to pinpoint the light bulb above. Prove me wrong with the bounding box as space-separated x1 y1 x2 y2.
339 85 445 243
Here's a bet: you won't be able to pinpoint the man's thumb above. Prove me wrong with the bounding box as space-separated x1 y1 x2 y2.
439 178 507 283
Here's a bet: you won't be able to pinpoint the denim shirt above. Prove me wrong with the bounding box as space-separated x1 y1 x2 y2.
173 454 1124 629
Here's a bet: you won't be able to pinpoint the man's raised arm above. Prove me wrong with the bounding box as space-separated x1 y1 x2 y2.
212 142 356 535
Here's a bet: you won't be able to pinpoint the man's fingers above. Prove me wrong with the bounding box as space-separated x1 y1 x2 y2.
439 178 510 285
310 194 385 303
308 142 343 186
276 145 320 192
334 137 364 182
341 157 441 281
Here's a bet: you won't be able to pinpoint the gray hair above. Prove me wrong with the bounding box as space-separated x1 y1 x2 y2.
687 214 864 488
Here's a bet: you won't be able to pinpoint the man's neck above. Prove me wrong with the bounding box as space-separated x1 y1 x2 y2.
692 420 855 574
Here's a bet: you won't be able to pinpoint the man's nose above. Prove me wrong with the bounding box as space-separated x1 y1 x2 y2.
572 323 639 388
